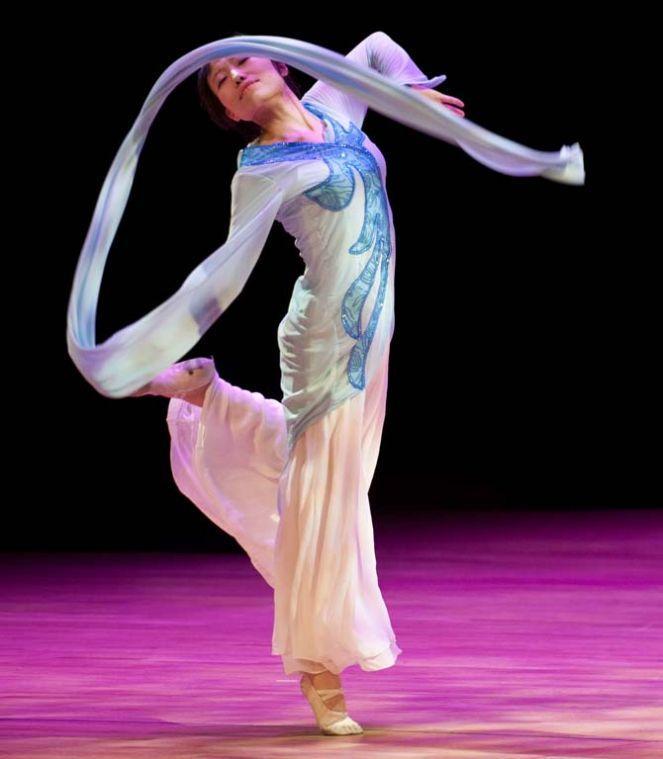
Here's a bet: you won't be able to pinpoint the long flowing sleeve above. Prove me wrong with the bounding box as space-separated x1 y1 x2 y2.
298 30 583 184
66 32 584 399
301 31 447 130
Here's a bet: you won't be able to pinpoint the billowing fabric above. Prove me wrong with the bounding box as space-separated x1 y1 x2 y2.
165 341 397 675
66 32 585 404
67 31 585 676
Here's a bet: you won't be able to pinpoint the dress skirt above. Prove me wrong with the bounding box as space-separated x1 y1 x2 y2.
165 343 401 676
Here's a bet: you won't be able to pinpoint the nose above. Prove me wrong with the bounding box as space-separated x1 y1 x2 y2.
230 72 246 91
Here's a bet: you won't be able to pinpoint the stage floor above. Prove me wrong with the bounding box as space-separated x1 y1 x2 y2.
1 509 662 758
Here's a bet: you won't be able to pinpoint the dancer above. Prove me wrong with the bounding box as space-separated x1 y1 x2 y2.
67 32 584 735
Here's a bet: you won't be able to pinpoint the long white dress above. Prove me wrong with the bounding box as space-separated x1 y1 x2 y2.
166 35 438 675
65 32 585 677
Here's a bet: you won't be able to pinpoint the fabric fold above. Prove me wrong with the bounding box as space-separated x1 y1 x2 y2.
66 32 585 406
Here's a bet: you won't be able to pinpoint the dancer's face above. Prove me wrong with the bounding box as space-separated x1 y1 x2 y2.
206 55 287 124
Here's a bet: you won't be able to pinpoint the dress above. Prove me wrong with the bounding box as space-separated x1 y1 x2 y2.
66 32 584 401
166 36 442 675
65 32 586 677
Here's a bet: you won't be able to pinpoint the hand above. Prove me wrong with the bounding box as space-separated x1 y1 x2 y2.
408 85 465 117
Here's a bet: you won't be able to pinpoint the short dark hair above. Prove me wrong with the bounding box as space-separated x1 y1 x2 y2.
197 31 304 142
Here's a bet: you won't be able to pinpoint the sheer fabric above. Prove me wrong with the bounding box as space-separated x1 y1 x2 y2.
66 32 584 402
67 31 585 676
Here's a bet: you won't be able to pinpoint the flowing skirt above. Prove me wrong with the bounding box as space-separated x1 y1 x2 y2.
165 344 401 676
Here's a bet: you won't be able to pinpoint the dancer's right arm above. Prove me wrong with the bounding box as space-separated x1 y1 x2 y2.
67 165 288 399
199 168 284 312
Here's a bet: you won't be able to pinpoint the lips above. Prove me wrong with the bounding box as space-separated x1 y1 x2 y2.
240 79 258 97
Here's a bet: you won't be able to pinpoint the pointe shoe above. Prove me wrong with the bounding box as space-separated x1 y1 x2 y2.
130 356 216 399
300 672 364 735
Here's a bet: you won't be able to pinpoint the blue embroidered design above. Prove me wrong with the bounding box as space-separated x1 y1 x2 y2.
240 102 391 391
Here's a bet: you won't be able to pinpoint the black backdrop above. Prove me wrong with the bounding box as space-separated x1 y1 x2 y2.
11 8 657 551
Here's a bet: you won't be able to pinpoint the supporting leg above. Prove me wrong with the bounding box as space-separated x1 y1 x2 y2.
306 668 346 712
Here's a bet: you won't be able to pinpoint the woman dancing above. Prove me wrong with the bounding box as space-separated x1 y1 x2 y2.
136 32 462 734
67 31 584 736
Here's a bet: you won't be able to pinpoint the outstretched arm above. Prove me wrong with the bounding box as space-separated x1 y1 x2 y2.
301 31 449 129
67 167 287 399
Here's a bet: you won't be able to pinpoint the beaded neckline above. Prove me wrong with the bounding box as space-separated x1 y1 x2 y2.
241 102 331 153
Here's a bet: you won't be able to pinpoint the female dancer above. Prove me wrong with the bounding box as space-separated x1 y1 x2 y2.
134 32 463 734
67 32 584 736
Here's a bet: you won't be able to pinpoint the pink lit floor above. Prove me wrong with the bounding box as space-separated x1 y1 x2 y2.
1 509 662 758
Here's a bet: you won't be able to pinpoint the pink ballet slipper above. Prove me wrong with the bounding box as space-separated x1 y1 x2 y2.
300 672 364 735
130 356 216 399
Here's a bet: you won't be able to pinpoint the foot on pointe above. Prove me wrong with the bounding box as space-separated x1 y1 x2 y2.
300 672 364 735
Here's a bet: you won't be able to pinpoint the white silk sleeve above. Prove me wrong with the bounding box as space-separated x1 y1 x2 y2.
67 167 286 399
66 33 585 400
301 31 447 129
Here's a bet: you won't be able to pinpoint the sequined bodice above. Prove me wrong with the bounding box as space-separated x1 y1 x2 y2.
239 102 366 166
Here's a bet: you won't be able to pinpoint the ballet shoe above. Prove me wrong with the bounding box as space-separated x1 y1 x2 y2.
300 672 364 735
130 356 216 399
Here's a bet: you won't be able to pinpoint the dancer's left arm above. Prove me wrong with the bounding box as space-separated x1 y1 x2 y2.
302 31 456 128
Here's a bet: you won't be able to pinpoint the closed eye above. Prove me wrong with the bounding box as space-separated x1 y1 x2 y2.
217 58 249 89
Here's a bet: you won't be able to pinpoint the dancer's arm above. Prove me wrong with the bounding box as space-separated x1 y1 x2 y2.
67 167 286 398
301 31 447 129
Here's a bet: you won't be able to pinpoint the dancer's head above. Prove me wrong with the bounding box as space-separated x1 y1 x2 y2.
197 33 303 141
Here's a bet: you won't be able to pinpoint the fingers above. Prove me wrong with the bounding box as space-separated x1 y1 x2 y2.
414 87 466 117
438 91 466 116
439 92 464 107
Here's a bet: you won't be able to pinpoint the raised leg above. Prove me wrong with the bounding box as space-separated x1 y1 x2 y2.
130 357 216 407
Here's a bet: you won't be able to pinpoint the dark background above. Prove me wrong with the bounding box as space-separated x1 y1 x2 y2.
10 9 657 551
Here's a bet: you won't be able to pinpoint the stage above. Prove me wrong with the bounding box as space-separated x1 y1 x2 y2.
1 509 661 757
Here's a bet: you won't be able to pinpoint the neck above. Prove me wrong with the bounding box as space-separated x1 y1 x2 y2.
255 92 323 143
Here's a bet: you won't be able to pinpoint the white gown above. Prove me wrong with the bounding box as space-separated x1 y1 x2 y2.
65 32 585 676
168 39 415 670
